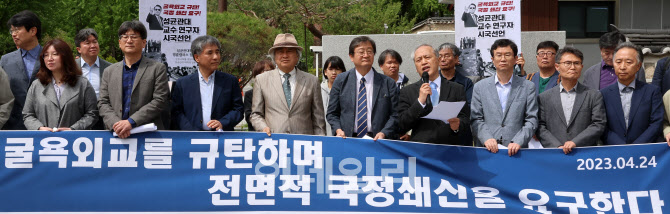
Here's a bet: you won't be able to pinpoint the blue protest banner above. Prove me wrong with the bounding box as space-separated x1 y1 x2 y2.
0 131 667 213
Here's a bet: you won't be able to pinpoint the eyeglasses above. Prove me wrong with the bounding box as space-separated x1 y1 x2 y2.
355 49 374 56
119 34 140 41
9 27 23 35
536 52 555 57
559 61 582 67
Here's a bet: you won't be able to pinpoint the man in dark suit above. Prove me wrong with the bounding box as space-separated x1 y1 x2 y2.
98 20 169 138
327 36 398 140
601 42 663 145
537 47 606 154
145 5 164 30
172 35 243 131
437 43 474 146
471 39 538 156
461 4 478 28
0 10 42 130
652 57 670 95
397 44 469 145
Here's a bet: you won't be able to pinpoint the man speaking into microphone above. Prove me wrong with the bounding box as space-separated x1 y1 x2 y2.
397 44 470 145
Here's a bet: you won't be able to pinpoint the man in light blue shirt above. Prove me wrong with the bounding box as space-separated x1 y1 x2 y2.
75 28 112 98
0 10 42 130
471 39 538 156
198 70 215 130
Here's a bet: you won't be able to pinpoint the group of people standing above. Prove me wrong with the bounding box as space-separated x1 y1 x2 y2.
1 10 668 155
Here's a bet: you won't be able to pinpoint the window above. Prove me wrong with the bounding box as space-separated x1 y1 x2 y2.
559 1 615 38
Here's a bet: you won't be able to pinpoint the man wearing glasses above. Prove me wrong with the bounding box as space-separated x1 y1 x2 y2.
0 10 42 130
98 20 169 138
146 5 164 30
537 47 606 154
525 41 560 95
471 39 538 156
461 3 479 28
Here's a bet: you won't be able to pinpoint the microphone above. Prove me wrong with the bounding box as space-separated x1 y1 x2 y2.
422 72 431 107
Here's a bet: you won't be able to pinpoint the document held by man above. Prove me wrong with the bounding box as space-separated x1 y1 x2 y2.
421 101 466 124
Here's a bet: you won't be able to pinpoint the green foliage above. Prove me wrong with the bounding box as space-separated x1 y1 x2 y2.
223 0 416 74
207 12 281 87
0 0 138 63
401 0 453 21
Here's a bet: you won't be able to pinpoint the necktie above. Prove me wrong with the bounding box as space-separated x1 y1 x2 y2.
430 82 439 106
356 77 368 137
283 73 292 108
397 82 402 89
623 86 633 129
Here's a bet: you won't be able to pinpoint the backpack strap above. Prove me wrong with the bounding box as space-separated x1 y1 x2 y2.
525 72 535 81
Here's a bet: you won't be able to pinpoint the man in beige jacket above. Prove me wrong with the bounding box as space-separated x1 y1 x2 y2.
250 33 325 136
662 90 670 146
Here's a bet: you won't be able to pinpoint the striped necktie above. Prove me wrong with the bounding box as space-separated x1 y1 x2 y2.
356 77 368 137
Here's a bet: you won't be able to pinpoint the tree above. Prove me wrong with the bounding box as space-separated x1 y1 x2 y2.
400 0 453 21
207 12 281 87
218 0 414 74
0 0 137 62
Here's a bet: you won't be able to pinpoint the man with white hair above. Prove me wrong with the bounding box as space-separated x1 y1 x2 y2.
601 42 663 145
250 33 326 136
397 44 469 145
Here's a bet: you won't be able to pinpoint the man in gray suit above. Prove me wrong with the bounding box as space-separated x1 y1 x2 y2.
0 68 15 129
582 31 646 90
0 10 42 130
327 36 398 140
98 20 169 138
471 39 538 156
74 28 112 98
250 33 326 136
537 47 606 154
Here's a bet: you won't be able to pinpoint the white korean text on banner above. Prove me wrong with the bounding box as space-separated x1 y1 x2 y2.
139 0 207 81
455 0 521 78
0 131 668 213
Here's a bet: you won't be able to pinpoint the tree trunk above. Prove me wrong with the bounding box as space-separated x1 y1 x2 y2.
218 0 227 12
310 23 323 46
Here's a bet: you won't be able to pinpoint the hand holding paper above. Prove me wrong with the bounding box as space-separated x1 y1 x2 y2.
113 123 158 137
421 101 466 124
